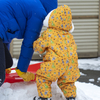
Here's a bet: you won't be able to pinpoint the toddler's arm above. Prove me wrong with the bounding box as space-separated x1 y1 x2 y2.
33 32 48 54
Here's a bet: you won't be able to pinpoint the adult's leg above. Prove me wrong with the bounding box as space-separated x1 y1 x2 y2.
0 38 6 86
4 43 13 69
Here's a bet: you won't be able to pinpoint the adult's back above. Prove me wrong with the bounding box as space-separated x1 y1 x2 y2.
0 0 57 73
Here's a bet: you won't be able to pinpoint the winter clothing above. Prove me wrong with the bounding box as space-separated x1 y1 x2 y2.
0 0 57 86
0 38 13 86
0 0 57 73
66 97 75 100
40 0 57 14
33 5 80 98
0 38 5 87
15 68 35 82
33 97 51 100
33 97 75 100
3 43 13 69
6 68 11 74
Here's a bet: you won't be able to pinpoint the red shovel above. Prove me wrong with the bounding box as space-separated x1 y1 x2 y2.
4 62 41 83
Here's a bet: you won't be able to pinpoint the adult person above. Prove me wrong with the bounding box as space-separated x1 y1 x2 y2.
0 0 57 86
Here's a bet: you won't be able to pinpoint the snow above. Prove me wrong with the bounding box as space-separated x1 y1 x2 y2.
80 72 87 76
97 77 100 81
89 79 95 82
0 57 100 100
78 57 100 71
97 77 100 83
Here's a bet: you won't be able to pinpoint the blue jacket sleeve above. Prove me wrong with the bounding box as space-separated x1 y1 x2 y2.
17 9 46 72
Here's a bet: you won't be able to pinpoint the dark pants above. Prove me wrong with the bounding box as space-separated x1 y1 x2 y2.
0 38 13 86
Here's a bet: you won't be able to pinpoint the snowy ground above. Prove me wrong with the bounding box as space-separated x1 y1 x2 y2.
78 57 100 71
0 58 100 100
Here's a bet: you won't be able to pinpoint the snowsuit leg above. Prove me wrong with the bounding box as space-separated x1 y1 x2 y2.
36 59 67 98
36 53 80 98
57 54 80 98
36 75 52 98
0 38 13 86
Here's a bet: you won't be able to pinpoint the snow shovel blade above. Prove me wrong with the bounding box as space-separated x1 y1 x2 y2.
4 62 41 83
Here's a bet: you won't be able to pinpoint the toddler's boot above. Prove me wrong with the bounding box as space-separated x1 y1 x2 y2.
66 97 75 100
33 96 51 100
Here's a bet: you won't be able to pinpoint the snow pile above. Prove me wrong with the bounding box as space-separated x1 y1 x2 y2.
1 81 98 100
78 57 100 71
76 82 100 100
80 72 87 76
0 58 100 100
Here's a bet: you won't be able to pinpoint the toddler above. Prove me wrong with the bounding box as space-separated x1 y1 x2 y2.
33 5 80 100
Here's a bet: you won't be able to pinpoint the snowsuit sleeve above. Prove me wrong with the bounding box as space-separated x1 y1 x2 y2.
17 9 47 72
33 31 48 54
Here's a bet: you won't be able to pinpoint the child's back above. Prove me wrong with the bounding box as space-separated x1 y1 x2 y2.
33 5 80 100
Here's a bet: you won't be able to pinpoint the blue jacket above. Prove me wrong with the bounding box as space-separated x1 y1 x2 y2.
0 0 57 72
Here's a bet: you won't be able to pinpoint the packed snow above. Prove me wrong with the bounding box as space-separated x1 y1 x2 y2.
89 79 95 82
98 77 100 81
78 57 100 71
0 58 100 100
80 72 87 76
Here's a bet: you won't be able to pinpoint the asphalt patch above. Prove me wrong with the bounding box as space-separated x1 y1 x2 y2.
78 69 100 86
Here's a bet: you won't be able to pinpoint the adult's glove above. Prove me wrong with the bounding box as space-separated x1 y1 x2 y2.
15 68 35 82
6 68 11 74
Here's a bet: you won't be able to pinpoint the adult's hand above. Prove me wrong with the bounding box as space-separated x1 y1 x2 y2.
15 68 35 82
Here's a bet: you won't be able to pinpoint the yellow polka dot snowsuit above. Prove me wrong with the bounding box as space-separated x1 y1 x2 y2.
33 5 80 98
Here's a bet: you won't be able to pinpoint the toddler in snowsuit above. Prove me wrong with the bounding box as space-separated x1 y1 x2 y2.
33 5 80 100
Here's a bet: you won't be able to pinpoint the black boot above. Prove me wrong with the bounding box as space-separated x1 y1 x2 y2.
33 96 51 100
66 97 75 100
